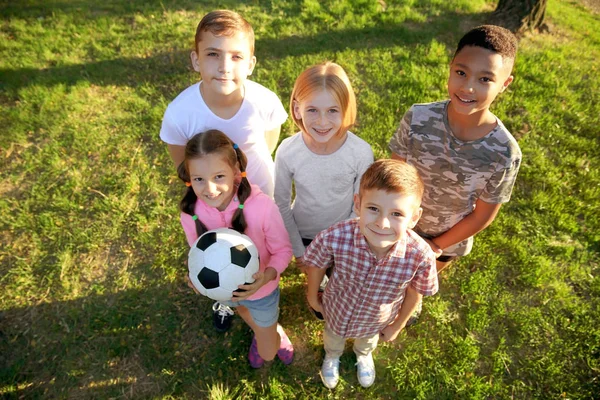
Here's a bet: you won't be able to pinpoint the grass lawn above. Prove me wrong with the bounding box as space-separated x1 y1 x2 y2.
1 0 599 398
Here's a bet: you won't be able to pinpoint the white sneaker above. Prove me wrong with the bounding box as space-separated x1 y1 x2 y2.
356 353 375 388
320 357 340 389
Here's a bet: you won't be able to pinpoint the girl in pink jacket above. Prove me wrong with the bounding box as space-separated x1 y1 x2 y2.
178 129 294 368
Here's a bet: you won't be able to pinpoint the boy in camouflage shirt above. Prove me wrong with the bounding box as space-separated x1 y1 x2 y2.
389 25 522 278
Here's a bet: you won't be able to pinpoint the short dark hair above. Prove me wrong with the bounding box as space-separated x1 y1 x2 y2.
454 25 517 62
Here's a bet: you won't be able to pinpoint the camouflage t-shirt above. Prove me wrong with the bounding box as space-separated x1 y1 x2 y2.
388 100 521 256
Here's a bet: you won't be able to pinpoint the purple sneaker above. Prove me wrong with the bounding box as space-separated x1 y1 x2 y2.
276 326 294 365
248 336 264 368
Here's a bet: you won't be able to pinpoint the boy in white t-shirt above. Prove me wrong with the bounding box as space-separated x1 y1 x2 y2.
160 10 288 333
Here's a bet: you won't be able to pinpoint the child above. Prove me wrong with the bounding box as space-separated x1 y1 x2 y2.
178 129 294 368
160 10 288 332
389 25 522 276
274 62 373 317
303 159 438 389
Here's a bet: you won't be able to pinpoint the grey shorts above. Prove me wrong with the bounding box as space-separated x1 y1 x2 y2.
219 287 280 328
415 230 459 262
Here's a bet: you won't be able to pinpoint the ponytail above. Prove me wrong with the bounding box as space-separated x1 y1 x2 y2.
230 145 252 234
178 161 208 237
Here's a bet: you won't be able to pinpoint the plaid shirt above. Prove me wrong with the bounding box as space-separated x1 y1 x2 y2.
303 219 438 338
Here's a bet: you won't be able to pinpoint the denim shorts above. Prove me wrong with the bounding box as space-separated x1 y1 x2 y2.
219 287 280 328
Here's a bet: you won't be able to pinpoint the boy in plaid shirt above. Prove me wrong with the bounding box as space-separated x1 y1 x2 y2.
304 159 439 389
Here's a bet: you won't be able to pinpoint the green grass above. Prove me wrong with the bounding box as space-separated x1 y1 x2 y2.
1 0 599 398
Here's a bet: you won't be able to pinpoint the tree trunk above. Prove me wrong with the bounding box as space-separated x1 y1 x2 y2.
489 0 548 34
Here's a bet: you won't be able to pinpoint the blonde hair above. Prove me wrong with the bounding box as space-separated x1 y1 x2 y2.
290 62 357 138
359 159 424 205
195 10 255 54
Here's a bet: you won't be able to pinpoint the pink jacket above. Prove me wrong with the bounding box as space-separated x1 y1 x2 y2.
181 184 293 300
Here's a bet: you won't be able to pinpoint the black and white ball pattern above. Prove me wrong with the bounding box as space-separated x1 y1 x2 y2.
188 228 260 301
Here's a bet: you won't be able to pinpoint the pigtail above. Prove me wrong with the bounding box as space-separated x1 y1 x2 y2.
231 146 251 234
178 161 208 237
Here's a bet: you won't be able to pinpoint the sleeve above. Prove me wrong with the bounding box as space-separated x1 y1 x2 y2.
262 199 293 275
388 108 413 158
480 156 522 204
302 228 333 269
180 212 199 247
409 249 439 297
264 90 288 131
274 144 307 257
349 143 374 219
160 107 188 146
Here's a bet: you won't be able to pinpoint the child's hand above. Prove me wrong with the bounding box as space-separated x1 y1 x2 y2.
186 275 200 295
231 268 276 301
307 294 324 315
424 238 443 258
295 256 308 273
379 324 402 342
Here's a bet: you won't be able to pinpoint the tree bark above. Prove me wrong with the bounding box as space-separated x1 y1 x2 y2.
489 0 548 34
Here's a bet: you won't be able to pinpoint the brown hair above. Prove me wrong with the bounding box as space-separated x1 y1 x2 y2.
178 130 252 237
454 25 518 65
359 159 424 205
290 61 357 138
194 10 255 54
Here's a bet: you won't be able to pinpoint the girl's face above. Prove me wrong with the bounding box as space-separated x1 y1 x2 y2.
294 89 344 147
188 152 239 211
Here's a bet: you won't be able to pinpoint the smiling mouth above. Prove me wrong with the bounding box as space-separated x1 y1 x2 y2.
456 95 476 104
369 227 391 236
313 128 332 135
205 193 221 200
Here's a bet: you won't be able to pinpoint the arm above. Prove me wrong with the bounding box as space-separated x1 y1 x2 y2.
262 199 294 275
388 108 412 162
380 286 422 342
273 145 307 258
168 144 186 170
431 198 502 251
306 263 327 313
232 199 292 300
265 126 281 155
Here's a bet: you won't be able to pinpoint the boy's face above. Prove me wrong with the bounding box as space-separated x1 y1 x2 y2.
447 45 514 117
191 31 256 99
353 189 422 258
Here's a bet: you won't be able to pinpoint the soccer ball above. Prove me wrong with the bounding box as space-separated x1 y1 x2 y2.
188 228 260 301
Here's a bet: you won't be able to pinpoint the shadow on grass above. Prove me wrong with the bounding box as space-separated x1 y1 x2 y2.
0 9 488 99
0 279 321 398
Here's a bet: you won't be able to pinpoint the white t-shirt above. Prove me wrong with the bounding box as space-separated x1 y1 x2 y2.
274 131 374 257
160 80 288 196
